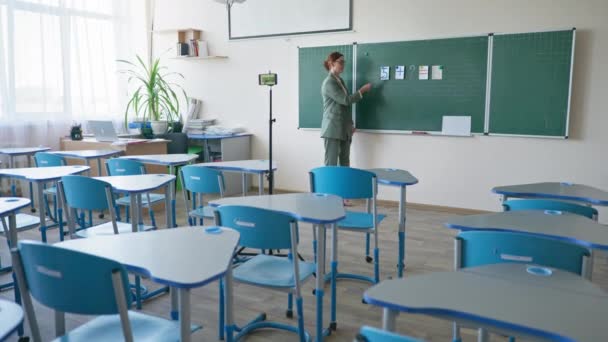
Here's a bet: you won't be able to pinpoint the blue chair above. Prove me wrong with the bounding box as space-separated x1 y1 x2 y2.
215 205 314 342
502 199 598 220
34 152 66 238
105 158 165 227
11 240 199 341
180 165 225 226
452 230 591 342
355 326 423 342
309 166 385 285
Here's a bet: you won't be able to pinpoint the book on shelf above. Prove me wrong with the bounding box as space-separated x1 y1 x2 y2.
177 42 189 57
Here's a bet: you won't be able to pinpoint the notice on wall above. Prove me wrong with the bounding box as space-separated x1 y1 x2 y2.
418 65 429 80
395 65 405 80
432 65 443 80
380 66 390 80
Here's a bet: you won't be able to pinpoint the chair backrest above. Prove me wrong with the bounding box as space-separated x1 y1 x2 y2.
215 205 295 250
355 326 423 342
455 230 590 276
14 240 130 315
180 165 225 195
34 152 66 167
60 175 114 211
502 199 597 219
309 166 376 200
105 158 146 176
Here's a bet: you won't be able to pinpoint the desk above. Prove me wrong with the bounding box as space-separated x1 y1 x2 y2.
0 197 30 337
0 166 90 242
493 182 608 206
211 193 345 342
368 169 418 278
59 138 169 175
364 263 608 342
0 146 51 210
56 227 240 342
0 298 24 341
50 150 123 177
94 174 176 232
188 134 251 195
194 159 277 195
118 154 197 227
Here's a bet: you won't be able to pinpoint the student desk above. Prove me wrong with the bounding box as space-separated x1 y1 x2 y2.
364 263 608 342
0 165 90 242
50 149 123 177
59 138 169 175
118 154 197 227
56 227 240 342
94 174 176 232
188 134 251 196
0 197 30 337
0 146 51 211
493 182 608 206
210 193 345 342
0 298 24 341
194 159 277 195
368 168 418 278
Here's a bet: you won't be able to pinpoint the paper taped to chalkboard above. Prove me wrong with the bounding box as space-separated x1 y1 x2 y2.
442 116 471 136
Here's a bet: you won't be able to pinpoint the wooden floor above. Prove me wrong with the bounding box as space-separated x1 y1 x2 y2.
2 192 608 341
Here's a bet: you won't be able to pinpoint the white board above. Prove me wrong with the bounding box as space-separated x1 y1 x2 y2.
229 0 352 39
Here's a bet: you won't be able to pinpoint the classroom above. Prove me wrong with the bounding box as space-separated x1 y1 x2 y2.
1 0 608 341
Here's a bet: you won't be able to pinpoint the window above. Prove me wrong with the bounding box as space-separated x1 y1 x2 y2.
0 0 145 122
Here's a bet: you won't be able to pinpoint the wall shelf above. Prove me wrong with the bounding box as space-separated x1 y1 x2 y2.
170 56 228 60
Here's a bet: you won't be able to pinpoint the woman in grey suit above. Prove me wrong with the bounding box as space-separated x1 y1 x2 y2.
321 52 371 166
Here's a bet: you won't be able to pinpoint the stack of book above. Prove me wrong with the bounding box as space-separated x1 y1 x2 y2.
177 40 209 57
186 119 216 135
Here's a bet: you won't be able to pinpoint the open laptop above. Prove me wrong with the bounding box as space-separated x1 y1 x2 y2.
88 120 146 143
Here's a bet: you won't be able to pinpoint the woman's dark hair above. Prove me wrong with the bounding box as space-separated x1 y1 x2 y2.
324 51 344 71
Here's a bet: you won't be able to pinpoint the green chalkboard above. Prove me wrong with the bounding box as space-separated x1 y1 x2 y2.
489 30 574 136
355 36 489 132
298 45 353 129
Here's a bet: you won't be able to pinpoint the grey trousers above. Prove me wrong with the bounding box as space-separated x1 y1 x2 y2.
324 138 351 166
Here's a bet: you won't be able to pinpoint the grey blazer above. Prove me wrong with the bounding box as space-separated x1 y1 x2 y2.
320 74 362 141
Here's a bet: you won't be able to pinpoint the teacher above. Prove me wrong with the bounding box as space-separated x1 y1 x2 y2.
321 52 371 166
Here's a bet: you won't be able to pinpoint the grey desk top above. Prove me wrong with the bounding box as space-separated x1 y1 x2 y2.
94 174 175 194
50 149 123 159
368 168 418 186
0 197 31 217
0 165 90 181
364 263 608 342
493 182 608 206
56 227 239 288
446 210 608 250
120 154 197 166
0 299 23 341
194 160 277 174
0 146 50 156
210 193 345 224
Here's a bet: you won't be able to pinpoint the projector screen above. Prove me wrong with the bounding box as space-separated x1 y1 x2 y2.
228 0 352 40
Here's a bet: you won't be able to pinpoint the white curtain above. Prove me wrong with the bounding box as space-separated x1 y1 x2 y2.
0 0 147 156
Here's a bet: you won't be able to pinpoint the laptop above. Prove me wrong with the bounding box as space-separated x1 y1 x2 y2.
88 120 119 142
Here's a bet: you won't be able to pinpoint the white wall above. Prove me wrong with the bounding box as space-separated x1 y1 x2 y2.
154 0 608 218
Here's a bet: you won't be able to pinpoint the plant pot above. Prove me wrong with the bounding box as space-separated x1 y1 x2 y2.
150 121 168 135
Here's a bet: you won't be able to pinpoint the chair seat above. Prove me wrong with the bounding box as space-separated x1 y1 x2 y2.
337 211 386 230
75 221 154 238
52 310 201 342
188 206 216 219
116 193 166 207
234 254 316 288
43 186 57 195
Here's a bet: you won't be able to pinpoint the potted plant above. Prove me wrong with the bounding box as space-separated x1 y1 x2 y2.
70 122 83 140
118 55 187 136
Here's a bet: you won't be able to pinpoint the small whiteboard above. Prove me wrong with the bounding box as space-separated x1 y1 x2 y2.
229 0 352 39
442 116 471 136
